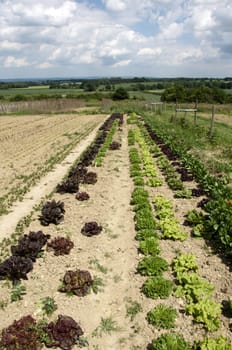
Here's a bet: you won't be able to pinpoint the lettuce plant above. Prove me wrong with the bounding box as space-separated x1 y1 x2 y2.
137 256 168 276
39 200 65 226
142 276 173 299
59 269 93 296
44 315 83 350
81 222 102 236
47 237 74 256
0 315 39 350
147 305 177 329
151 333 191 350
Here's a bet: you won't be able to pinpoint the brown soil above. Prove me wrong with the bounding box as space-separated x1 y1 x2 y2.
0 115 231 349
0 112 106 199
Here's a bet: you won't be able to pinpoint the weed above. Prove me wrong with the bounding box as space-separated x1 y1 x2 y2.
92 317 121 337
35 297 57 316
91 277 105 294
0 299 8 309
10 284 26 302
125 298 142 321
89 259 108 274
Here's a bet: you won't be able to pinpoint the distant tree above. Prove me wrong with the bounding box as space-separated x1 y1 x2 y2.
112 87 129 100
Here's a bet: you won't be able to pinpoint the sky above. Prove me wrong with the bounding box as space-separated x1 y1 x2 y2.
0 0 231 79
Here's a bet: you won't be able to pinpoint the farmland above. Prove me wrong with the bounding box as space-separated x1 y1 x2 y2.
0 101 231 349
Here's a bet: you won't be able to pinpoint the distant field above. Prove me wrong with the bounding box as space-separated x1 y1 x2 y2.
0 86 84 97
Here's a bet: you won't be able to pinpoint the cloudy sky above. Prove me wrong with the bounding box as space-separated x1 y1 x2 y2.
0 0 231 79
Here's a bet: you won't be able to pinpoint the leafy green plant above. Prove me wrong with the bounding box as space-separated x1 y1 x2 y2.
137 256 168 276
151 333 191 350
10 284 26 302
186 299 221 331
138 237 160 256
193 336 232 350
142 277 173 299
146 305 177 329
35 297 57 316
135 228 158 241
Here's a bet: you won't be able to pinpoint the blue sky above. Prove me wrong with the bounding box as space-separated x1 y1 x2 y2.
0 0 231 78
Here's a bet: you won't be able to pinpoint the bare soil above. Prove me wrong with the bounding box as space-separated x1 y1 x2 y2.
0 115 231 349
0 112 106 199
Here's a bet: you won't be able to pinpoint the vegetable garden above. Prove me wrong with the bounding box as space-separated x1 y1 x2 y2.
0 110 231 349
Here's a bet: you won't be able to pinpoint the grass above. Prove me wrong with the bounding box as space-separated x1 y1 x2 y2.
125 297 142 321
92 317 121 337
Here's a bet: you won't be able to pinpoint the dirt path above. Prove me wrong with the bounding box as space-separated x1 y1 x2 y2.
0 121 105 241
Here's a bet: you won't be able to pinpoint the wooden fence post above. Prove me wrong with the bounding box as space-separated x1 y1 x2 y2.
209 105 215 138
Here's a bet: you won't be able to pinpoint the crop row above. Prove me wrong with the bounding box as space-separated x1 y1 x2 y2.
127 112 231 349
0 113 124 350
142 118 232 255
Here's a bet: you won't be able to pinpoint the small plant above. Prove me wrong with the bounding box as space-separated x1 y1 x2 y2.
0 315 39 350
82 172 97 184
39 200 65 226
75 192 90 201
89 259 108 274
56 178 79 194
47 236 74 255
0 255 33 284
109 141 121 150
35 297 57 316
146 305 177 329
92 317 121 337
193 336 232 350
44 314 84 350
125 298 142 321
142 277 173 299
137 256 168 276
11 230 50 261
151 333 191 350
138 237 160 256
81 222 102 237
10 283 26 302
91 277 105 294
59 269 93 296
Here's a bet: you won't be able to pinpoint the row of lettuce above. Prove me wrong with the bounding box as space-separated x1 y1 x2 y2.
127 112 232 350
0 113 123 350
142 113 232 256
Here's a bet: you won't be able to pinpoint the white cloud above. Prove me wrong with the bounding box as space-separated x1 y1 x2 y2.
4 56 29 68
138 47 162 56
112 59 131 67
0 0 231 77
102 0 126 11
